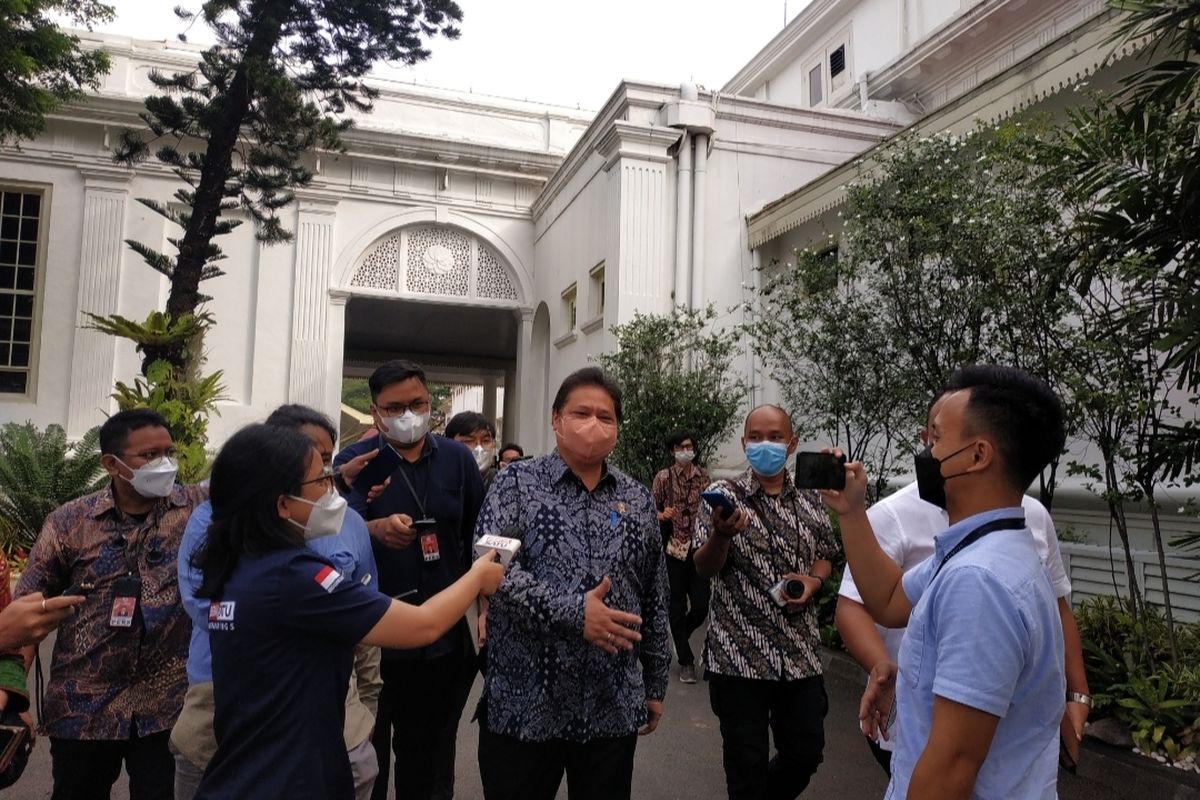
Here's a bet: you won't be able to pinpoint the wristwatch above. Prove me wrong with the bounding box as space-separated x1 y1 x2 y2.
1067 692 1093 708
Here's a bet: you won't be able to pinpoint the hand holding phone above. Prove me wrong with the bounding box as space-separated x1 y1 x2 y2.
793 452 847 490
701 490 736 520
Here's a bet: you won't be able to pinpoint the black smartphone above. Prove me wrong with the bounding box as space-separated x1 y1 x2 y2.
700 490 737 520
793 452 847 490
412 518 438 533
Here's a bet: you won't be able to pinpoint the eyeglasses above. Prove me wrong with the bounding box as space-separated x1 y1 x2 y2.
120 448 178 462
298 467 337 491
376 399 430 416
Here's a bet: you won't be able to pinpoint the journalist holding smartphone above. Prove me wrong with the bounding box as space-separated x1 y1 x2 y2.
693 405 838 800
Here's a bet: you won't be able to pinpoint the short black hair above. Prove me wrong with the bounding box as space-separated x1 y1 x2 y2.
368 359 427 401
99 409 169 456
265 404 337 444
944 365 1066 491
498 442 524 458
666 431 697 452
445 411 496 440
552 367 623 422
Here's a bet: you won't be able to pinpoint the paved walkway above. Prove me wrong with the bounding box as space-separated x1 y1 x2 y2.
19 634 1136 798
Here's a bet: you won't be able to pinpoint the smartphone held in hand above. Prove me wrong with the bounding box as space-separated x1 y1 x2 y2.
701 490 737 520
793 452 847 490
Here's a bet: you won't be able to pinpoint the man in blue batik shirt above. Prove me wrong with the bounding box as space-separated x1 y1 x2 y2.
822 365 1067 800
172 405 384 800
473 367 670 800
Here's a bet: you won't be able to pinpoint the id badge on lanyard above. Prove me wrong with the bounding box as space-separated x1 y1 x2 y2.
109 574 141 628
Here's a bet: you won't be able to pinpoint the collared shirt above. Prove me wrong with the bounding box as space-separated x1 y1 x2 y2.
651 463 709 561
476 451 670 742
839 483 1071 752
887 507 1065 800
174 501 382 762
695 470 837 681
334 432 484 660
16 483 208 739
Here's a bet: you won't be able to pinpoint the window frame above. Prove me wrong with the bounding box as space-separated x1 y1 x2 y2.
561 282 578 334
589 261 605 318
0 182 51 402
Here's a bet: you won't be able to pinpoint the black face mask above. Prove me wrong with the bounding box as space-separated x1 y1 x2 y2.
914 442 976 510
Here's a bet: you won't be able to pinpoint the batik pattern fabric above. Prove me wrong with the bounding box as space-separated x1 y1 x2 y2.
695 470 838 681
651 464 709 561
15 484 208 739
475 451 670 742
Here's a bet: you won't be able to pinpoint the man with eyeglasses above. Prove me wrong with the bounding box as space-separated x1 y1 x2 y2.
15 409 207 800
334 360 485 800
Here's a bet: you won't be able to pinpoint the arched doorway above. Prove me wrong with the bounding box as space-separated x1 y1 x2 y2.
334 223 535 444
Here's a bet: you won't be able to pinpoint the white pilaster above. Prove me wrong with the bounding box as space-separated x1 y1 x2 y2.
595 121 681 325
326 290 350 425
512 307 535 449
66 167 133 436
287 195 338 411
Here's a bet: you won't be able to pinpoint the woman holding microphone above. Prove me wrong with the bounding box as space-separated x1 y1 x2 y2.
191 424 504 800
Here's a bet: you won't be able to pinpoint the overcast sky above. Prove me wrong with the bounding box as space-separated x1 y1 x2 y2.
84 0 815 110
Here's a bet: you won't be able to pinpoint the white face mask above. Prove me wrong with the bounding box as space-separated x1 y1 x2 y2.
473 445 494 472
379 409 430 445
287 487 348 540
117 457 178 499
674 449 695 465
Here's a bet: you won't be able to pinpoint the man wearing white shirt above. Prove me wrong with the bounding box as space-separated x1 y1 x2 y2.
835 391 1091 776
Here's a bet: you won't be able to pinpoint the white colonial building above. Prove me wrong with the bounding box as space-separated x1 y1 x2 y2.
2 0 1195 605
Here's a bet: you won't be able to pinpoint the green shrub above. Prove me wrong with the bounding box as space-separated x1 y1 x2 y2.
1076 594 1200 763
0 423 106 552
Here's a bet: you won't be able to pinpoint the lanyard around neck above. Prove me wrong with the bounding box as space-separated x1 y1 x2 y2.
931 516 1025 581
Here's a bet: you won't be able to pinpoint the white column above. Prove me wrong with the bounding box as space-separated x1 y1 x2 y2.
690 133 709 313
482 374 498 423
287 195 338 409
66 167 133 436
325 291 349 427
673 130 692 308
513 307 535 450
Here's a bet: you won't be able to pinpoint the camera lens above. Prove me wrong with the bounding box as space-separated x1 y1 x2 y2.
785 579 806 598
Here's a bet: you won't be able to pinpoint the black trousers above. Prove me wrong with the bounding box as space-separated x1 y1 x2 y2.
370 645 477 800
708 673 828 800
50 730 174 800
477 725 637 800
666 552 710 666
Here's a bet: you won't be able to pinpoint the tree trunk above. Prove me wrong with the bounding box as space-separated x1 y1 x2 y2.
160 3 289 366
1104 457 1144 619
1146 492 1179 665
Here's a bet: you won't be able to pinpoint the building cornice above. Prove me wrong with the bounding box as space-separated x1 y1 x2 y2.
594 121 680 171
722 0 856 96
864 0 1108 105
746 9 1141 249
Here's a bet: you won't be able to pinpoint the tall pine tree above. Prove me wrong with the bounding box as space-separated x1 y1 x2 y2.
112 0 463 370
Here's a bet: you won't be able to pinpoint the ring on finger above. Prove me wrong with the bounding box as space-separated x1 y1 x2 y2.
41 599 47 613
607 632 614 643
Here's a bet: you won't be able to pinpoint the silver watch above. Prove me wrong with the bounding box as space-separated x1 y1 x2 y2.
1067 691 1093 708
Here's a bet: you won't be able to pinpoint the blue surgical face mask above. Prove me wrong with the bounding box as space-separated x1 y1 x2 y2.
745 441 789 477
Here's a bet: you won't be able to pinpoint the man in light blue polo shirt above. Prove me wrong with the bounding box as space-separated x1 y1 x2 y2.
822 365 1066 799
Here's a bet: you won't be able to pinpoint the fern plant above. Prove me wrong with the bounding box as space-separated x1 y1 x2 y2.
85 310 226 483
0 423 106 551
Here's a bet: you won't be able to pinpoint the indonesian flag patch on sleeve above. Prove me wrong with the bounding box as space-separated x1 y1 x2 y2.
315 565 344 592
